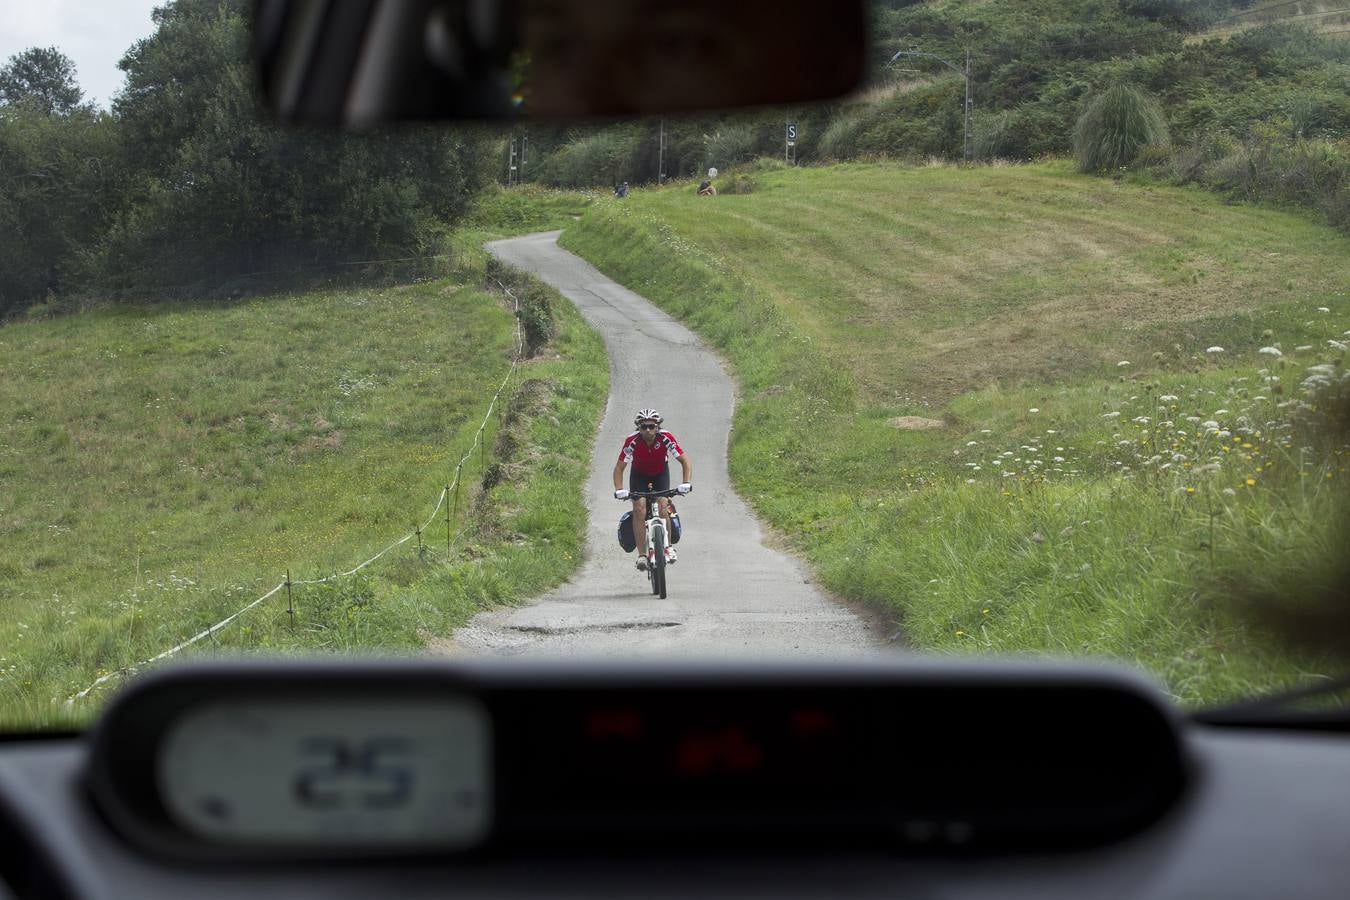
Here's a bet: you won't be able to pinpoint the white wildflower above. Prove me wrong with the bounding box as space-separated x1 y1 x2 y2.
1028 408 1040 413
1258 346 1282 357
1159 394 1178 402
1205 346 1224 354
1102 411 1121 418
1327 340 1347 352
1317 307 1330 313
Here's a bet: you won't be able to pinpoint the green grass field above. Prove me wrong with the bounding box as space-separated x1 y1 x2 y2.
562 159 1350 705
0 205 606 728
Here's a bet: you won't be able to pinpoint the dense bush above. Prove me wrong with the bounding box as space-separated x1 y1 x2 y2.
1073 84 1171 172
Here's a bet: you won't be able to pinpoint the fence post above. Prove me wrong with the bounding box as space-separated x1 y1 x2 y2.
416 526 424 560
286 569 294 627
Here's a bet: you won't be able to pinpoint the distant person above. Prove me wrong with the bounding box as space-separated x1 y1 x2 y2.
614 181 629 198
697 180 716 197
613 408 692 570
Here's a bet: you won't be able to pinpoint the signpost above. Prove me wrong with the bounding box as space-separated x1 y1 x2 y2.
786 120 798 165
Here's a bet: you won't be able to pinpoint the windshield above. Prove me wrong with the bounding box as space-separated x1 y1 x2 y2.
2 0 1348 732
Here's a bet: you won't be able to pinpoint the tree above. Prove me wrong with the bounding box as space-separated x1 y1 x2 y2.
102 0 493 291
0 47 83 115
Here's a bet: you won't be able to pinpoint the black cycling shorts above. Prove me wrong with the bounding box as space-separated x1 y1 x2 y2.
630 466 670 494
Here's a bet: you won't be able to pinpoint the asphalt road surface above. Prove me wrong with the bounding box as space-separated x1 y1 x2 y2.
451 231 887 658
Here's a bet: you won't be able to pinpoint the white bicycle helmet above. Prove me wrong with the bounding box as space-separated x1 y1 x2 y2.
634 408 663 426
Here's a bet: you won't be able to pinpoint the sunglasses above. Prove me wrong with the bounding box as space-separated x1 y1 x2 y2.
640 423 658 430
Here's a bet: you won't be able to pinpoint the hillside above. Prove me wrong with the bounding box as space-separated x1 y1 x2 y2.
562 160 1350 704
518 0 1348 229
0 244 607 727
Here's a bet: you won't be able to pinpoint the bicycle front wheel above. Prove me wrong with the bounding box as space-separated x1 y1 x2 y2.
651 527 667 599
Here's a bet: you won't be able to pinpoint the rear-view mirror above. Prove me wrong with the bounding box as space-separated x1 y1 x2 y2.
252 0 868 125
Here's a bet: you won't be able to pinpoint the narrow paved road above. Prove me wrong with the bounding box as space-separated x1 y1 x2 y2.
450 231 887 658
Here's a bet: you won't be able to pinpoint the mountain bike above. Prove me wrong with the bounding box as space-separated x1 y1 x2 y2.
626 488 684 599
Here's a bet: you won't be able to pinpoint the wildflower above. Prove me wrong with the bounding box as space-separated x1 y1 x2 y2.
1245 478 1256 486
955 630 966 636
1295 345 1313 352
1317 307 1330 313
1329 340 1348 352
1222 488 1236 496
1205 346 1224 354
1117 361 1131 367
1214 409 1229 415
966 478 976 484
1159 394 1178 402
1103 411 1121 418
966 441 979 446
1258 347 1283 357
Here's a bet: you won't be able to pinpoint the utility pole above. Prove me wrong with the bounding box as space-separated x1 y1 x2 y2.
521 133 528 181
888 48 974 163
963 49 974 163
506 136 518 186
658 119 667 183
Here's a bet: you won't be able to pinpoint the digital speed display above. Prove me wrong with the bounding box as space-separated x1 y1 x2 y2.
156 698 491 848
87 661 1187 859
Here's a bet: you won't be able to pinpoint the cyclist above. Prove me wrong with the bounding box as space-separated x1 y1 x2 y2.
613 408 692 571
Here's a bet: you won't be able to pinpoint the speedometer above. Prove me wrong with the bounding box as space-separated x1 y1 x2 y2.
86 658 1188 861
157 698 489 847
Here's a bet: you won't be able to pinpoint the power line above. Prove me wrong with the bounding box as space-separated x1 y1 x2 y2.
1211 0 1322 27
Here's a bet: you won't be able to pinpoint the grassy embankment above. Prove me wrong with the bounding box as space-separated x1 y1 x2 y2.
0 188 604 729
562 159 1350 706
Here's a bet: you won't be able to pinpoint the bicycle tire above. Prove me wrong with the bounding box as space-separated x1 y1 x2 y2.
652 526 667 599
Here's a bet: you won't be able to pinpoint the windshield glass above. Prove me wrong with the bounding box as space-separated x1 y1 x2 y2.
2 0 1348 731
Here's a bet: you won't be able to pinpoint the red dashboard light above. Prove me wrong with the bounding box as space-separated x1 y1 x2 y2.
585 708 643 740
675 727 765 777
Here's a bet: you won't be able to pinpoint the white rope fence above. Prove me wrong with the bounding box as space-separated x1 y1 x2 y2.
67 277 528 706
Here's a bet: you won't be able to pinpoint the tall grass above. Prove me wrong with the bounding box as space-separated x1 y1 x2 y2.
1074 84 1172 173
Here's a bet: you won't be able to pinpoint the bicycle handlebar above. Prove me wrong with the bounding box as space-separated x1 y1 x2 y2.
621 489 684 499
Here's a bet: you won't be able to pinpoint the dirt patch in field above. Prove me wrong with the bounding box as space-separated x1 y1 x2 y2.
888 416 945 430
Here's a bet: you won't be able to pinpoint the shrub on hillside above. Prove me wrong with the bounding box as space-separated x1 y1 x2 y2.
702 124 757 172
818 113 866 161
1073 84 1171 173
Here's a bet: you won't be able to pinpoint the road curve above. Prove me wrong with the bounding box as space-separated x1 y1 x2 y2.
450 231 887 658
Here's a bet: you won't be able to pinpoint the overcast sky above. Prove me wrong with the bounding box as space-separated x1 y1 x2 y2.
0 1 162 108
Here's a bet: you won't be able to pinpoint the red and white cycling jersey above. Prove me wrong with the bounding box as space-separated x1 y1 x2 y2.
619 430 684 475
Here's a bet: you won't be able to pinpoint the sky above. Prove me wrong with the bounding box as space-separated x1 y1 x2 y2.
0 0 162 108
